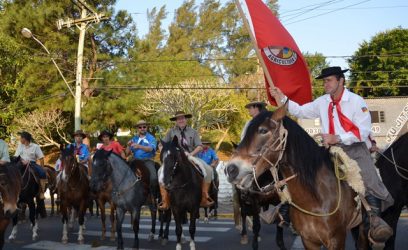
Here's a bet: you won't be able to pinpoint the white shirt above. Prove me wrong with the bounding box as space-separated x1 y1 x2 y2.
287 88 371 146
14 142 44 162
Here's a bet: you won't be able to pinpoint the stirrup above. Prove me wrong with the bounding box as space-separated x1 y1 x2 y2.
368 232 386 250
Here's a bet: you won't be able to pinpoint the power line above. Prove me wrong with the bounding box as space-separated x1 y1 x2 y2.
282 0 345 21
285 0 372 25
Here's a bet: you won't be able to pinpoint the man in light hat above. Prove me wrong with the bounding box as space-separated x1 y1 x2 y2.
14 131 47 199
126 120 158 196
98 130 126 159
68 130 91 175
159 111 214 210
270 66 394 245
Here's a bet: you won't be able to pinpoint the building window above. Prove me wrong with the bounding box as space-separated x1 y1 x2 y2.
370 111 385 123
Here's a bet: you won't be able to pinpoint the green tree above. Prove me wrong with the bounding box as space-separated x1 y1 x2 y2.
304 52 329 97
348 27 408 97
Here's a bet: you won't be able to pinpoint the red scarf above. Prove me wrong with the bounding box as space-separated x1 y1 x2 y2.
328 89 361 141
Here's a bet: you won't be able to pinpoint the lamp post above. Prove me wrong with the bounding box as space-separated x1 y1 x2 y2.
21 28 75 98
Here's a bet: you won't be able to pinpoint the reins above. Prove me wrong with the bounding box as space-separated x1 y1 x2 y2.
248 120 345 217
377 148 408 181
111 157 141 197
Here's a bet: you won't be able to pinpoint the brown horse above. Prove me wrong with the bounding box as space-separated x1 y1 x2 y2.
90 178 116 241
225 105 362 250
58 145 90 244
44 165 58 216
0 163 21 249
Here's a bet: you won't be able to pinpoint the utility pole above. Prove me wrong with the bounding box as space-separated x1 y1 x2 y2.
57 0 108 131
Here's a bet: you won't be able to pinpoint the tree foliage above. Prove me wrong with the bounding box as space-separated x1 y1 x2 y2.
348 28 408 97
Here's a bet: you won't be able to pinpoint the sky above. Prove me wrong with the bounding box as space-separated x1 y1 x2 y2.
115 0 408 70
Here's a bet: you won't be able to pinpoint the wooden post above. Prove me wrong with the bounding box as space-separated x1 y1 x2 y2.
234 0 275 89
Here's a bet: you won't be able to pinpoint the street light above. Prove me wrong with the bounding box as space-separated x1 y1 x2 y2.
21 28 75 98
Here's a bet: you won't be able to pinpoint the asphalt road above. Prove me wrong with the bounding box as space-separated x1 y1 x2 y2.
2 210 408 250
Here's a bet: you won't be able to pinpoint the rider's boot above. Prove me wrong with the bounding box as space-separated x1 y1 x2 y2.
200 181 214 207
278 203 290 227
39 179 47 200
158 185 170 210
366 195 393 246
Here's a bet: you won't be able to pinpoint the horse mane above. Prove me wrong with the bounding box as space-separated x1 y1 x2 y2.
240 111 333 196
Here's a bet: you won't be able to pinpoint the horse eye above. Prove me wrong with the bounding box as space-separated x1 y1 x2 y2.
258 127 269 134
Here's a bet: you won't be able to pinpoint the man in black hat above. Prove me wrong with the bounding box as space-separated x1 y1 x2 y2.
14 131 47 199
270 66 394 245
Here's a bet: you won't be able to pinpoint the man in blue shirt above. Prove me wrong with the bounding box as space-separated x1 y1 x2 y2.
197 141 219 168
68 130 91 175
126 120 158 196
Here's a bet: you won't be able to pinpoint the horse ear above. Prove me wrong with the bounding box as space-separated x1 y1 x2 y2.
271 102 288 122
172 135 179 146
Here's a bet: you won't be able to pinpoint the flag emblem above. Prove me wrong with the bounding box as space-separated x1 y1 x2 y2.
263 46 298 66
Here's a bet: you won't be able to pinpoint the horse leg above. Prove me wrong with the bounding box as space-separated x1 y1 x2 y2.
326 232 346 250
8 214 18 241
382 204 404 250
61 202 69 244
96 199 100 217
110 203 116 242
352 223 369 250
116 208 125 250
204 208 209 223
276 224 287 250
148 203 157 242
240 210 248 245
68 207 75 230
50 192 55 216
99 199 106 240
174 212 183 250
132 208 142 250
252 213 261 250
189 210 197 250
77 201 87 244
28 199 39 241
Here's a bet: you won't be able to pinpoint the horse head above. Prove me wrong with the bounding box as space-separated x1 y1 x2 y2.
225 103 288 190
90 149 113 192
160 136 188 189
0 164 21 218
60 144 78 177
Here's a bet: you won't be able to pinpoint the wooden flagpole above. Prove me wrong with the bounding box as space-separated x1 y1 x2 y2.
234 0 275 89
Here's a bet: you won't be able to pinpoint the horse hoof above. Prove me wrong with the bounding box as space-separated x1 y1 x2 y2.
110 236 115 242
203 217 209 223
62 239 68 244
190 241 196 250
258 236 261 242
147 233 154 242
78 239 84 244
8 236 15 242
161 238 168 246
32 235 39 241
240 235 249 245
101 235 105 241
181 237 187 244
176 243 182 250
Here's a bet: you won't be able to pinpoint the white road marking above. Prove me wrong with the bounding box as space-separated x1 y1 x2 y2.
23 240 153 250
122 224 231 232
77 230 212 243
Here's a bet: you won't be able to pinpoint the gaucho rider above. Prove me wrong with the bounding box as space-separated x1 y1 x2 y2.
68 130 91 175
126 120 159 197
159 111 214 210
270 66 394 244
14 131 47 199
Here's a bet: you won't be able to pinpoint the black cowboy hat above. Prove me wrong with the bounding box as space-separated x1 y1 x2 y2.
72 130 87 138
315 66 349 79
18 131 32 142
98 130 113 141
170 111 192 121
245 101 267 109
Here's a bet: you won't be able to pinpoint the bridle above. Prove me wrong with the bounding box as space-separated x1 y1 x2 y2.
164 149 190 190
245 119 292 193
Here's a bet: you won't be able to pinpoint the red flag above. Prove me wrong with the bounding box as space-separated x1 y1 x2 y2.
244 0 312 105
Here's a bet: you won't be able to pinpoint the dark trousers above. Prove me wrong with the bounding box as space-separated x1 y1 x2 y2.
30 161 46 179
